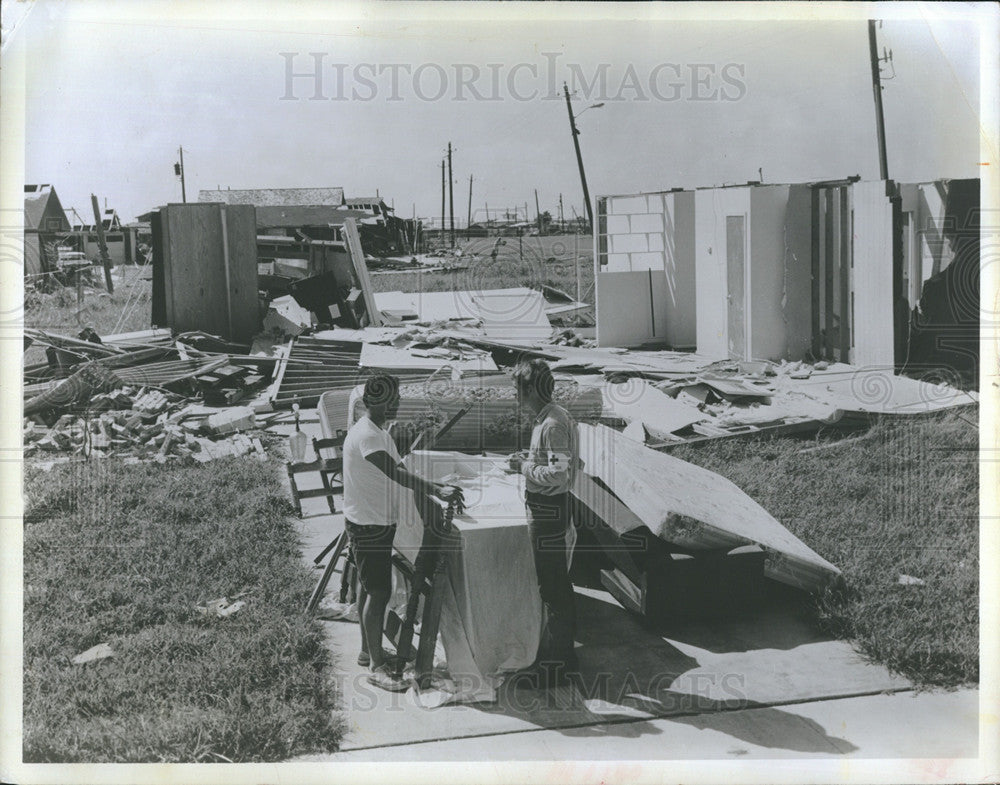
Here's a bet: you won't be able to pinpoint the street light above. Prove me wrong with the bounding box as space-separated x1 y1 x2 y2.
562 84 603 233
574 102 605 122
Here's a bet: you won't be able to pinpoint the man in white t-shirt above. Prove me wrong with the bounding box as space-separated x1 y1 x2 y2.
342 373 462 692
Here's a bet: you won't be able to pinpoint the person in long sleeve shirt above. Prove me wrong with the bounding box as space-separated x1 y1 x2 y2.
507 359 580 688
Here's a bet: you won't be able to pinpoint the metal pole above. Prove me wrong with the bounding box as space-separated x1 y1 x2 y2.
179 146 187 203
868 20 889 180
91 194 114 293
563 83 594 233
447 142 455 248
574 231 580 303
467 175 473 233
440 159 446 245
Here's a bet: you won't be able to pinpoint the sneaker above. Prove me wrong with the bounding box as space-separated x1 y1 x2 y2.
366 665 410 693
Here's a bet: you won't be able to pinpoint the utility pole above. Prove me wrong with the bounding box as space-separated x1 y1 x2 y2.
868 20 889 180
91 194 114 293
440 159 446 244
534 189 542 234
467 175 473 233
563 83 594 233
447 142 455 248
176 146 187 203
558 193 564 232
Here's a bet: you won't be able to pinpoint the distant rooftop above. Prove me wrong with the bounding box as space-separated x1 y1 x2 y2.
197 187 345 207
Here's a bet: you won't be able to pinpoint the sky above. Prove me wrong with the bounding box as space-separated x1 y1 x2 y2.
8 1 990 225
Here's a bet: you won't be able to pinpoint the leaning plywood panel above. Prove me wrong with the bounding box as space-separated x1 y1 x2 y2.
163 203 259 342
577 423 841 592
850 180 895 367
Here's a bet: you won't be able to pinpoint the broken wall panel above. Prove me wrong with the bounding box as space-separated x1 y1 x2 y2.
595 191 696 348
153 203 260 342
595 270 669 347
577 422 841 593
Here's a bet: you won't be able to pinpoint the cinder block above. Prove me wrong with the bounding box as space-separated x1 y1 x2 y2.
606 215 631 235
630 213 665 234
609 195 648 215
647 233 665 252
605 253 630 272
610 234 648 254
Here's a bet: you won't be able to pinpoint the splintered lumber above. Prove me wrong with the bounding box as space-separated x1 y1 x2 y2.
576 423 841 592
23 357 227 415
342 217 384 327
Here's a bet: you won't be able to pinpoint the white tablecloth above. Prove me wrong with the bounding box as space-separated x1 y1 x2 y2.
394 452 543 701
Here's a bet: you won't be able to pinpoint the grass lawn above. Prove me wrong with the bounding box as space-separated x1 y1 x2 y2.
669 407 979 688
23 457 343 762
371 233 596 302
25 265 154 338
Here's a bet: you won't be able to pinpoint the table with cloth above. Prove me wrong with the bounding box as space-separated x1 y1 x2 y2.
391 451 547 702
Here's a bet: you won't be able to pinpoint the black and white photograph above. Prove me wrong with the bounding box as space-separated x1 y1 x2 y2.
1 2 997 783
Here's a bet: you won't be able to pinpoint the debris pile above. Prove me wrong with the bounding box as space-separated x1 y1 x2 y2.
23 386 267 464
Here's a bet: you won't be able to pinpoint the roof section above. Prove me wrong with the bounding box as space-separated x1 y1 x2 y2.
198 187 345 206
24 185 70 232
256 205 371 228
346 197 393 212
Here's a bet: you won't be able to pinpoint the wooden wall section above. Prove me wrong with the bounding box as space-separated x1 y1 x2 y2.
159 203 259 342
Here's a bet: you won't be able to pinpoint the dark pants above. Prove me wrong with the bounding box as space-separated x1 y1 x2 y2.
525 491 577 669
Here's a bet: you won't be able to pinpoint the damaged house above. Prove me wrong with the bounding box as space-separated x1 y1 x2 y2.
198 187 415 258
595 177 979 380
23 184 71 276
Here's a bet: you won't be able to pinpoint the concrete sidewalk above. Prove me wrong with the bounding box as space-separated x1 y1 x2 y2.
288 474 977 763
301 688 978 761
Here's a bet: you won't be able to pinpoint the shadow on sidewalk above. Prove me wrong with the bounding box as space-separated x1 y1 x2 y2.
471 591 857 754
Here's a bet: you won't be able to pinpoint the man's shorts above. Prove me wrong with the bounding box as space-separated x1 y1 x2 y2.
345 520 397 595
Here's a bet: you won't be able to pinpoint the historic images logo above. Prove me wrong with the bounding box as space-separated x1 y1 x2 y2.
279 52 747 103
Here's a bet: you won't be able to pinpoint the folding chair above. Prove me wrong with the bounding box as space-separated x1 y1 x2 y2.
306 529 356 613
384 495 460 687
286 434 345 516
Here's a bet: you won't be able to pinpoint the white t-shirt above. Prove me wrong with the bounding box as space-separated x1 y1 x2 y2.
342 416 403 527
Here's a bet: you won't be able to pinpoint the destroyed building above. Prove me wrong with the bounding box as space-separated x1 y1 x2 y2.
595 177 979 382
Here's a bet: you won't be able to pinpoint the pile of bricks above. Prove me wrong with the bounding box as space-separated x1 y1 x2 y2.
23 386 266 464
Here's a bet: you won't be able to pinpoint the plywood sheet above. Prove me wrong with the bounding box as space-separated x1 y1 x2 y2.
163 203 259 341
601 378 706 436
577 423 841 592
